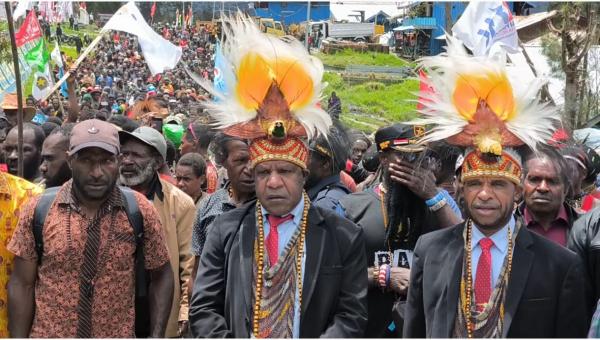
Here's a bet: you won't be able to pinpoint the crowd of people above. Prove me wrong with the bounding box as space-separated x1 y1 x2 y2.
2 11 600 339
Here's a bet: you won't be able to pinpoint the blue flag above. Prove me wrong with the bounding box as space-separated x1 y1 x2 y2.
58 67 68 98
213 41 231 96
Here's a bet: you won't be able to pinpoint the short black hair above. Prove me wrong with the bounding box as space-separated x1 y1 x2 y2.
108 114 140 132
523 145 570 189
165 138 176 167
210 132 247 166
177 152 207 177
46 116 63 126
49 123 74 138
11 122 46 149
41 122 60 138
187 120 215 149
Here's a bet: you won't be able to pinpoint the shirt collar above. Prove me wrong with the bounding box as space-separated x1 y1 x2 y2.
471 216 515 255
260 194 305 226
523 204 569 226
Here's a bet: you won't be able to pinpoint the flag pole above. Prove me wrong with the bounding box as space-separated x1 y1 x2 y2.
40 32 105 102
5 2 24 178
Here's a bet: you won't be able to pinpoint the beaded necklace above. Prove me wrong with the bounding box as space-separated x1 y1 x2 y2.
252 192 310 337
462 219 514 338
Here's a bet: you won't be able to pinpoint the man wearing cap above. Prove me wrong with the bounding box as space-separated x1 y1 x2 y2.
339 123 462 337
7 119 173 337
118 126 196 337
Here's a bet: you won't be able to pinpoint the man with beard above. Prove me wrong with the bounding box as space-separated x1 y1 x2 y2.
39 124 74 188
339 123 462 337
305 124 351 211
7 119 173 337
119 126 195 337
4 123 45 183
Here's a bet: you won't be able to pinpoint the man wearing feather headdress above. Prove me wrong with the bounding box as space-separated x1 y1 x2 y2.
188 15 368 338
403 36 590 338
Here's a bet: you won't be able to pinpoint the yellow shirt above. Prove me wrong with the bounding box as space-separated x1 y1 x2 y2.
0 173 42 337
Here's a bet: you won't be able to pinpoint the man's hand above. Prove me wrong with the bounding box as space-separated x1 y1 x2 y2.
178 320 189 337
389 161 438 200
388 267 410 295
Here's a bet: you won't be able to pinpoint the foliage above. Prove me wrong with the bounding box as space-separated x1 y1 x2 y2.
316 49 411 69
0 33 11 65
540 34 564 78
407 2 429 18
321 72 419 132
85 2 123 16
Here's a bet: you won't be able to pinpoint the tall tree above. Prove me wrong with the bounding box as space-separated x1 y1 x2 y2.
547 2 599 128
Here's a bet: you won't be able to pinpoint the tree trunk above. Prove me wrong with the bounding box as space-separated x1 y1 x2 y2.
564 68 579 128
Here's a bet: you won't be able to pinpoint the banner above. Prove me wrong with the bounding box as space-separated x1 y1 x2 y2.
213 42 231 97
451 1 519 56
51 41 63 68
15 10 42 47
25 39 50 72
101 1 182 75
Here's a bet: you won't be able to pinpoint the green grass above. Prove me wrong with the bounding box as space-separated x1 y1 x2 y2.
316 49 412 69
321 72 419 132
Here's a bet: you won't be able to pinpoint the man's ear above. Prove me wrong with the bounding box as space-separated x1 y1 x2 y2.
514 183 523 203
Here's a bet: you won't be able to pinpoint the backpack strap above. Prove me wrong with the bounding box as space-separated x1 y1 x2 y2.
32 187 60 265
119 186 147 297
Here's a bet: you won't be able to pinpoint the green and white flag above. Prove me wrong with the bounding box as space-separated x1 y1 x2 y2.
32 64 54 100
24 38 50 72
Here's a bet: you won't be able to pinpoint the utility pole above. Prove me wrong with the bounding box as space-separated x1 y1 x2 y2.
5 2 24 178
304 0 311 51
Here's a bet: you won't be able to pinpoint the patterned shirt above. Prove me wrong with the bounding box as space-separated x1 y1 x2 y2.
8 180 170 338
191 187 236 257
0 173 42 337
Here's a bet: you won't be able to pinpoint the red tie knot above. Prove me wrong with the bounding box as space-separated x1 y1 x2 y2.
479 237 494 251
267 214 294 229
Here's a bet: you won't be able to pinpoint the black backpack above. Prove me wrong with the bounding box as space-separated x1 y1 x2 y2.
32 186 151 337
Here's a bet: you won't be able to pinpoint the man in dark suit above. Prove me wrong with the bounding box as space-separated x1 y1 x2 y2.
404 148 590 338
189 136 368 338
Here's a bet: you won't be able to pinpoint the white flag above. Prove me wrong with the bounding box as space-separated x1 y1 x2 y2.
32 64 55 100
451 1 519 56
101 2 182 75
51 41 63 68
13 0 31 22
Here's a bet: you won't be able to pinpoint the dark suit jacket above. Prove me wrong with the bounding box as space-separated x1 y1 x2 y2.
189 201 368 338
403 220 591 338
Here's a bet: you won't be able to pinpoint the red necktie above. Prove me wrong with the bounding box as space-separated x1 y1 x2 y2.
474 237 494 312
265 214 293 267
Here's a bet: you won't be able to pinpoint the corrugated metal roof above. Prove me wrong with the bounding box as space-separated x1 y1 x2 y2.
401 17 437 29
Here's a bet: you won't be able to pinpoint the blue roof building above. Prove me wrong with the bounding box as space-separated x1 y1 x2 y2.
253 2 330 25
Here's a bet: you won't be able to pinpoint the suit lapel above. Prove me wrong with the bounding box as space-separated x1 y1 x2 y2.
239 205 257 315
502 225 534 338
301 207 326 315
445 224 466 337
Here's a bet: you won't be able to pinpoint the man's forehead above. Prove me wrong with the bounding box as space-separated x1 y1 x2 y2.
255 160 300 171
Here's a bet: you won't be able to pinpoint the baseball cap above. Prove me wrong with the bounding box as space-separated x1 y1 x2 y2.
374 123 427 153
119 126 167 161
70 119 120 155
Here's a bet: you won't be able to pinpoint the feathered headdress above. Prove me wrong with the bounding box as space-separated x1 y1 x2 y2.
192 14 331 169
194 14 331 142
411 35 560 156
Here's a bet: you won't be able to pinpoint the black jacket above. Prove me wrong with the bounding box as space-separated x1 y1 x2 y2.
404 219 590 338
189 201 368 338
568 207 600 308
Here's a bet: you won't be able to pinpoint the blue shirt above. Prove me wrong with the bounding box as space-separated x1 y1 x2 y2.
470 216 515 288
260 196 306 338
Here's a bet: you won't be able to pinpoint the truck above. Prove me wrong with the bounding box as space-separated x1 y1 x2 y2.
254 17 285 37
308 21 384 42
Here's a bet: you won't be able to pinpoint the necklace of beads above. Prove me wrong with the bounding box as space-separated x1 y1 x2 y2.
463 219 514 338
252 192 310 337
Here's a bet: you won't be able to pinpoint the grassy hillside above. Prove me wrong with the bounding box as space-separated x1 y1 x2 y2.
316 50 419 132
